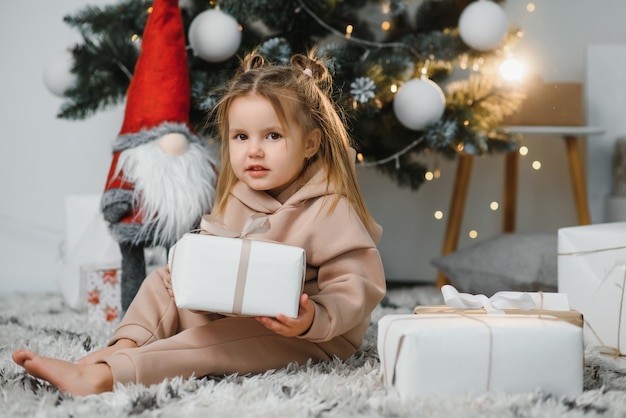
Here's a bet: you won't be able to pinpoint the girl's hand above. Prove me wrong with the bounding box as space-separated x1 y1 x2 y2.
255 293 315 337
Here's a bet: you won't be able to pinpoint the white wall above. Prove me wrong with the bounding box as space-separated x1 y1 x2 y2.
2 0 626 295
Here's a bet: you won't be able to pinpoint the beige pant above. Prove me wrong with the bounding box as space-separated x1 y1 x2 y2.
101 268 355 386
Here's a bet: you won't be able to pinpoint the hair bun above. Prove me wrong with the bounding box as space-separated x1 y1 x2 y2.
240 53 265 73
290 52 328 82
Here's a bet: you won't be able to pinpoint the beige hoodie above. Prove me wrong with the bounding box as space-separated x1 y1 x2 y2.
221 159 387 349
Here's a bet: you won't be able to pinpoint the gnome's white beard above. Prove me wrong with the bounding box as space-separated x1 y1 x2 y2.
116 139 217 247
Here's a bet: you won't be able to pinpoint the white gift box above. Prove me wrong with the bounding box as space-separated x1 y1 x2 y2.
80 263 122 324
169 232 306 318
558 222 626 355
378 312 583 398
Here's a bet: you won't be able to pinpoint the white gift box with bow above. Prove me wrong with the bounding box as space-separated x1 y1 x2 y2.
168 214 306 318
558 222 626 355
377 285 584 398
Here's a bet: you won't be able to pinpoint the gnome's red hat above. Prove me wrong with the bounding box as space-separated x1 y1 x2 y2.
119 0 191 136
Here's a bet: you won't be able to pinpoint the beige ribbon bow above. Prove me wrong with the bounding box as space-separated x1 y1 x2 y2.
200 213 271 238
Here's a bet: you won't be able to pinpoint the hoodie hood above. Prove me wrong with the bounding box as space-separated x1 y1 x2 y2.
229 157 337 214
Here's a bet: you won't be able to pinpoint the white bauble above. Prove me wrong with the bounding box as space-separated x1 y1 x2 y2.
43 50 77 97
189 9 242 62
393 78 446 131
458 1 508 51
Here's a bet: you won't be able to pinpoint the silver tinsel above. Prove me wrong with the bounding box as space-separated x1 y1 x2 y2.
350 77 376 103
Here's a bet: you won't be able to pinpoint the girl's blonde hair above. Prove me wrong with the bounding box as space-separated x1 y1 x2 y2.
210 49 377 235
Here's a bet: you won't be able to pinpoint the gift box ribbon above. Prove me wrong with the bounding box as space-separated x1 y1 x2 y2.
199 214 270 315
441 284 570 314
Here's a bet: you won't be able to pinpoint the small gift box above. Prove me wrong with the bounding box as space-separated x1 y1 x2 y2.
377 286 584 398
80 263 122 324
168 215 306 318
558 222 626 355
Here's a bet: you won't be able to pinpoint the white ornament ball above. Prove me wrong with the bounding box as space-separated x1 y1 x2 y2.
43 50 77 97
458 1 508 51
393 78 446 131
189 9 242 63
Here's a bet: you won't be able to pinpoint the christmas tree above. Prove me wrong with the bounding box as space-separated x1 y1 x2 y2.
50 0 525 190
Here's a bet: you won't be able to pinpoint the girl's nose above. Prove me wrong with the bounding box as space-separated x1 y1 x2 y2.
247 138 264 157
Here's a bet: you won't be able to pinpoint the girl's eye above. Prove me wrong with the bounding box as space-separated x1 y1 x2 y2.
234 133 247 141
267 132 282 141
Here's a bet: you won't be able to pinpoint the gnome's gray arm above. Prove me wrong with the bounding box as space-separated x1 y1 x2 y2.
100 188 134 224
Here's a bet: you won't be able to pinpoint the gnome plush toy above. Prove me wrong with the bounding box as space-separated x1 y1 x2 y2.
101 0 217 311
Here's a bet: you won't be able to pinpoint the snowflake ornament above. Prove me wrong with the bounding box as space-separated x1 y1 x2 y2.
259 37 292 64
350 77 376 104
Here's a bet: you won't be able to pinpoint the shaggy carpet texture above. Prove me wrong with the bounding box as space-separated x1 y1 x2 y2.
2 285 626 418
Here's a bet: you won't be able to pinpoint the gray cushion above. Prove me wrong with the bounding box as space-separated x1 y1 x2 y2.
430 233 557 296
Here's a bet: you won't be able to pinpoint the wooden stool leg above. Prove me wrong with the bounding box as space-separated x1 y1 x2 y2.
436 154 474 288
564 135 591 225
503 151 519 233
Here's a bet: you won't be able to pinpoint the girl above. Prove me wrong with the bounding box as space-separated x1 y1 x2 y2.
12 50 387 396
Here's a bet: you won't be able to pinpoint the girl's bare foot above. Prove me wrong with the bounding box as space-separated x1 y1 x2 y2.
12 349 113 396
78 338 138 365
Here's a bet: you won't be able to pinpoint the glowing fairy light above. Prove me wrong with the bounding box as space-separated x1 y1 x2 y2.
425 171 434 181
434 211 444 220
490 201 499 211
500 58 526 82
469 230 478 239
519 146 529 156
345 24 354 39
527 3 536 12
532 160 542 170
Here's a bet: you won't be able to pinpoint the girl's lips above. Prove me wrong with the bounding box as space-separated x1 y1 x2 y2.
246 165 268 171
246 165 269 177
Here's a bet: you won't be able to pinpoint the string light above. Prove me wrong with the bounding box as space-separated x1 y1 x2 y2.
469 230 478 239
526 3 536 12
519 145 529 156
425 171 434 181
500 57 526 82
345 24 353 39
490 201 499 211
298 0 422 59
434 211 444 220
357 137 424 168
532 160 542 170
381 0 391 14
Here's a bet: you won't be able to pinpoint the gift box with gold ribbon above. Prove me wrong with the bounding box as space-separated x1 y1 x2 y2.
377 285 584 398
558 222 626 356
168 214 306 318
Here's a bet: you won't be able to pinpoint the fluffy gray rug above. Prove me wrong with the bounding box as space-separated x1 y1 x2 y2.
2 285 626 417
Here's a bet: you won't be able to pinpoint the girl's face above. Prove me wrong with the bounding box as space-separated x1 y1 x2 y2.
227 94 320 198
